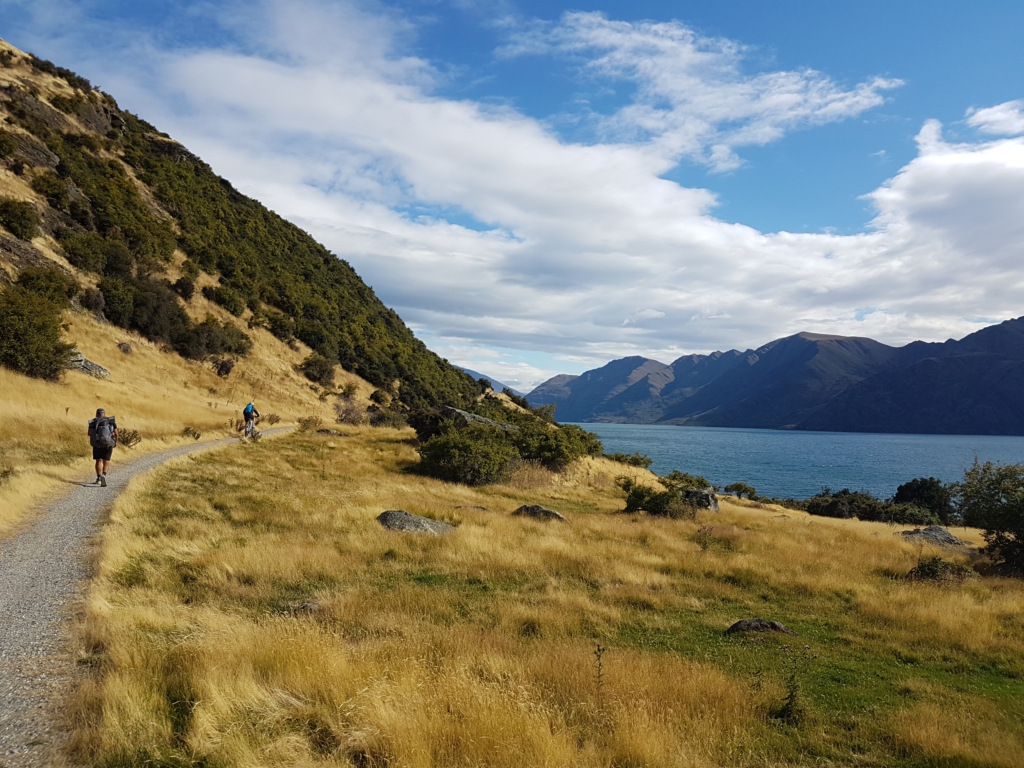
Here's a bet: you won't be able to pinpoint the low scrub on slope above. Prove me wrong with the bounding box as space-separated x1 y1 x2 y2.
69 429 1024 767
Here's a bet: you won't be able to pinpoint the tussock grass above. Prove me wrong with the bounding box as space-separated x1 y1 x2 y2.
68 428 1024 767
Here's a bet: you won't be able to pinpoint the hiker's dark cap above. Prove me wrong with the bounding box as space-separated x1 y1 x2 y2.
96 408 105 416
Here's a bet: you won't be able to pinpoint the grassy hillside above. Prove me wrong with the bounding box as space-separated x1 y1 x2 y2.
67 427 1024 767
0 38 479 408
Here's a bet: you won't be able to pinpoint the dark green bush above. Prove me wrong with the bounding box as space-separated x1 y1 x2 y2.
31 172 71 211
27 53 93 92
97 277 135 326
617 477 695 519
172 277 195 300
0 131 16 158
884 503 939 526
606 452 654 468
408 408 450 442
0 198 39 240
806 488 885 520
417 425 519 485
58 231 132 276
202 284 246 316
15 266 79 307
0 285 74 380
512 422 603 470
300 353 336 387
895 477 955 524
906 556 975 582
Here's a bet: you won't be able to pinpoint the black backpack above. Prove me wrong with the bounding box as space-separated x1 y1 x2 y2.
93 417 116 448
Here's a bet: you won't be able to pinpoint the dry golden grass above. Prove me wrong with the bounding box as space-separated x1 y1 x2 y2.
67 428 1024 767
0 302 367 537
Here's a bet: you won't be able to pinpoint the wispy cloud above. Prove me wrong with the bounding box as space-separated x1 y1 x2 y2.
500 11 902 171
966 99 1024 136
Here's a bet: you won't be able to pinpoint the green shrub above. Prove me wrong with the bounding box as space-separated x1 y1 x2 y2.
895 477 955 524
202 284 246 316
512 422 603 470
0 131 16 158
0 285 74 380
906 556 975 583
300 353 336 387
606 452 654 468
172 277 195 300
418 425 519 485
0 198 39 240
884 503 939 526
502 388 532 409
617 477 694 519
31 172 71 211
15 266 79 307
58 231 132 276
805 488 885 520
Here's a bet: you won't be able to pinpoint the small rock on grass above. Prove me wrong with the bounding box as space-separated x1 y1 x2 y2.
377 509 454 535
512 504 568 522
725 618 796 636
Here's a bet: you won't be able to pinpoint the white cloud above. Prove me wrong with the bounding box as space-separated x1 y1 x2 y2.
966 100 1024 136
6 0 1022 380
500 12 902 171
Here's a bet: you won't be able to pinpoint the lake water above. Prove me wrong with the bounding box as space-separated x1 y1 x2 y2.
572 423 1024 500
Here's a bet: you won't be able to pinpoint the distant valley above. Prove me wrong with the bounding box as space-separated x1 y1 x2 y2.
527 317 1024 435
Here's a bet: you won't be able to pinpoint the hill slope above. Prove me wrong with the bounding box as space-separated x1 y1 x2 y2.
0 38 478 408
528 319 1024 434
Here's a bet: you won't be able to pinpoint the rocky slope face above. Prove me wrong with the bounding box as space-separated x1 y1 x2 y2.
528 318 1024 434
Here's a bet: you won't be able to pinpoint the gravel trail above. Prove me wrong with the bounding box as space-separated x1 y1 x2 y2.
0 429 289 766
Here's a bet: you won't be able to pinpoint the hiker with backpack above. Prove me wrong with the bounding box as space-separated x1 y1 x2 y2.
88 408 118 487
243 400 260 438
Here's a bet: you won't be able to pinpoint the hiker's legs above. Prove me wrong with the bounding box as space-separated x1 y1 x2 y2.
102 459 111 475
95 458 103 477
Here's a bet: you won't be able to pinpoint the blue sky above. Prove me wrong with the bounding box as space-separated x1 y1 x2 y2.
3 0 1024 390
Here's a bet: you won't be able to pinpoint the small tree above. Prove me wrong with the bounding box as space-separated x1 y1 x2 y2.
0 286 74 380
724 482 757 499
957 460 1024 574
418 425 519 485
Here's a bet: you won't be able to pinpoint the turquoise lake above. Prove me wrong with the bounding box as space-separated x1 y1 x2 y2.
571 423 1024 499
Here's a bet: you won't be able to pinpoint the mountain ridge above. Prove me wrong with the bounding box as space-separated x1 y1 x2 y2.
527 317 1024 435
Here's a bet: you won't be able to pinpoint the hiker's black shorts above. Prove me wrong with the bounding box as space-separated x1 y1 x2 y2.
93 445 113 461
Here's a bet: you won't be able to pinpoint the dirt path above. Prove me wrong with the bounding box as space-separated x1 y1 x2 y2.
0 429 290 767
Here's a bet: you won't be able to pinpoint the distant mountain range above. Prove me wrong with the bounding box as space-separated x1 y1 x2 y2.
526 317 1024 435
457 367 524 397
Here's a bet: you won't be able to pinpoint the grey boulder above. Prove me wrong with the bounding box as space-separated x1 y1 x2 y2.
725 618 796 636
901 525 970 549
682 487 720 512
68 349 110 379
511 504 568 522
377 509 454 535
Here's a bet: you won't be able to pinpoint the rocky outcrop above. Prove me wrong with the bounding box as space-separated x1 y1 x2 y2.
68 349 109 379
682 487 719 512
901 526 971 549
511 504 568 522
725 618 796 635
444 407 518 432
376 509 454 535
